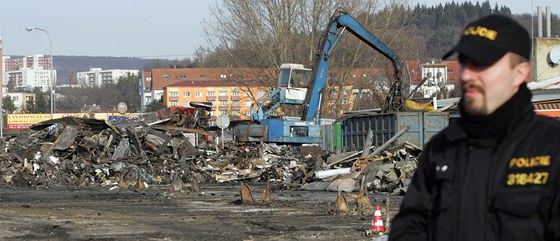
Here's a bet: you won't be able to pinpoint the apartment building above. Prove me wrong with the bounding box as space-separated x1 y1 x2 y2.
141 67 262 111
77 68 139 87
158 69 383 119
163 80 267 120
154 66 429 118
2 55 51 71
2 56 18 72
152 62 460 119
2 55 56 92
408 60 460 98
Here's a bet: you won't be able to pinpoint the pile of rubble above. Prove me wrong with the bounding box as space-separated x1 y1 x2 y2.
0 116 421 195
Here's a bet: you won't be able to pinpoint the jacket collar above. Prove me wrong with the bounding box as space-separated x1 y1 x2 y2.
445 84 536 143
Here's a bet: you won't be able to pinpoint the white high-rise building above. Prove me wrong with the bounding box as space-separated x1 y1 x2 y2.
5 69 54 92
77 68 140 87
3 55 56 92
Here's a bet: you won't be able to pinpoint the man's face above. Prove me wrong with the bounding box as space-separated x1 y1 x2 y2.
459 53 526 116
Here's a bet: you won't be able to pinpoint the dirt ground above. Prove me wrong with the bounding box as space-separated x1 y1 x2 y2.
0 183 403 241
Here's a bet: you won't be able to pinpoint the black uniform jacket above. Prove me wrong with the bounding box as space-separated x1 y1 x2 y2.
389 107 560 241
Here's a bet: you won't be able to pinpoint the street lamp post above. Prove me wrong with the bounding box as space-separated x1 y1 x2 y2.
25 26 54 119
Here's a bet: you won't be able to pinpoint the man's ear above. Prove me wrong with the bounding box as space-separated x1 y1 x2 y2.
514 61 531 85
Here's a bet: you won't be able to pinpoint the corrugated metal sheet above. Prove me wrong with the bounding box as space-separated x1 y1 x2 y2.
320 125 335 152
111 138 130 160
340 112 448 152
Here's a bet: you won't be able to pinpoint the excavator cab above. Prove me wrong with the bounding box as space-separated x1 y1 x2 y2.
277 63 312 104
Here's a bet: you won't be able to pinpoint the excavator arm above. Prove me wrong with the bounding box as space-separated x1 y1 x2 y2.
235 9 405 144
301 9 405 121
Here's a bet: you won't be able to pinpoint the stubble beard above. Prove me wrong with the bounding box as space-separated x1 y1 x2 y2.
462 82 488 116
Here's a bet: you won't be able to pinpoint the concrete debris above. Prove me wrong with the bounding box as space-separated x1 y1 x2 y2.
0 116 421 196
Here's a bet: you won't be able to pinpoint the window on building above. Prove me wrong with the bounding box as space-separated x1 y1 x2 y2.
257 91 265 97
163 74 170 79
447 69 454 73
245 101 252 106
180 74 187 79
220 91 227 96
170 101 178 106
231 111 240 116
170 91 179 97
221 101 228 106
232 91 240 96
220 74 227 79
183 102 189 106
342 99 349 105
183 91 190 97
207 91 215 96
220 111 228 116
12 96 19 101
196 91 202 97
232 101 240 106
450 77 456 81
200 74 207 79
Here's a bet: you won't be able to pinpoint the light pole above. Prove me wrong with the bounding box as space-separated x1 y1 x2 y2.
25 26 54 119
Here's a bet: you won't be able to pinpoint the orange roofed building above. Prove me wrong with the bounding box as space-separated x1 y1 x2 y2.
146 61 460 119
141 67 265 110
162 80 268 120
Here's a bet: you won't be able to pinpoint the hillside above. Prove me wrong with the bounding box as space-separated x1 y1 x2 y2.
53 56 170 84
409 2 559 59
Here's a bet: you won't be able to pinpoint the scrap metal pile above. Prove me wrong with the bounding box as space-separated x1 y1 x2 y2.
0 116 421 195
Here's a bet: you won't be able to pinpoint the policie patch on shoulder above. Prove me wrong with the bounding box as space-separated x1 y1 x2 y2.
505 155 551 187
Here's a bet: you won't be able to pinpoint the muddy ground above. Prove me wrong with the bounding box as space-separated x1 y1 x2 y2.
0 183 403 241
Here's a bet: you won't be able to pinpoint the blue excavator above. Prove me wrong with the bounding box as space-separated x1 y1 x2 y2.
236 9 405 144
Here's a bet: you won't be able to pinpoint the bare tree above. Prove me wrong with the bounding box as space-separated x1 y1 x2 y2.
202 0 416 117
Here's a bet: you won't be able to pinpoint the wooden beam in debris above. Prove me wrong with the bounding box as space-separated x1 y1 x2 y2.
366 126 410 158
328 126 410 167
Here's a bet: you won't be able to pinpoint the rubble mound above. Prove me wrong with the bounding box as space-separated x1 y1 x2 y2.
0 117 420 195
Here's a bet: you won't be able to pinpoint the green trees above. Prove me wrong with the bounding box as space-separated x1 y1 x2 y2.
146 99 166 112
2 96 16 114
116 73 141 112
26 88 49 114
410 1 514 58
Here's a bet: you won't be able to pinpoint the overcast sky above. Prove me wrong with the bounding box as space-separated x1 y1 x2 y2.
0 0 558 59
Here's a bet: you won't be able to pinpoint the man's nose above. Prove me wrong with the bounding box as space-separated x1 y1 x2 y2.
459 66 475 83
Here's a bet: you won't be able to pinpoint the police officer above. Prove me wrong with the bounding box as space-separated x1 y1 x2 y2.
389 15 560 241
